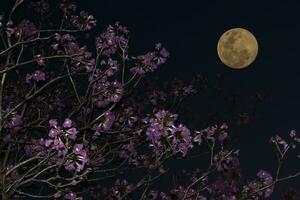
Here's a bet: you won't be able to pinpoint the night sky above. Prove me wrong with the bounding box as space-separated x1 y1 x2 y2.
2 0 300 198
83 0 300 196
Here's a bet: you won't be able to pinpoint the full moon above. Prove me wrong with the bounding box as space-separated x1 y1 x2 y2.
217 28 258 69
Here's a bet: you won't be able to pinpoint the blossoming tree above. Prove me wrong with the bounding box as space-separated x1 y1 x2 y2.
0 0 300 199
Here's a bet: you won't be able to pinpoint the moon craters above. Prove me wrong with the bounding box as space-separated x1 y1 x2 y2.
217 28 258 69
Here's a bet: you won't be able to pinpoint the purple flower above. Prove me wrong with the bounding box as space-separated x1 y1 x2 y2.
66 128 77 141
200 123 229 142
70 11 96 31
257 170 273 185
64 192 82 200
107 81 124 102
63 118 72 128
95 111 115 133
64 144 89 173
171 124 193 156
49 119 58 128
73 144 84 155
243 170 274 199
213 150 240 172
50 33 94 70
131 44 169 75
95 22 129 56
75 163 84 172
270 134 289 152
51 139 65 150
105 58 119 76
289 130 300 143
35 54 45 66
26 70 46 83
145 110 193 157
65 160 75 172
32 70 46 81
146 123 162 144
218 131 228 141
154 110 178 125
48 128 62 138
104 112 116 129
193 131 203 145
45 139 53 147
4 114 22 129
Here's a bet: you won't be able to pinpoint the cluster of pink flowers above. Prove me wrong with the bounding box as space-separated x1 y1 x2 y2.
270 130 300 153
52 33 95 70
70 11 96 31
24 118 90 174
131 43 170 75
144 110 193 157
243 170 274 199
194 123 229 143
95 22 129 56
93 111 116 136
65 144 89 172
26 70 46 83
